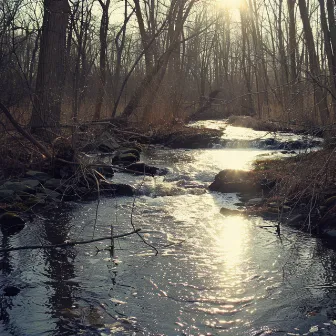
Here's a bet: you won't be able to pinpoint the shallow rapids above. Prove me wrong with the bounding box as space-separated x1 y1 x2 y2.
1 122 335 336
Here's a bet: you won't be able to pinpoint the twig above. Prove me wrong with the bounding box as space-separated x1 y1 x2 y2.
161 240 186 248
91 170 101 239
130 173 159 255
0 101 52 159
0 229 141 253
56 159 158 177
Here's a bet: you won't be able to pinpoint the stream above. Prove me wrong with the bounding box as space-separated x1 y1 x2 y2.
2 121 336 336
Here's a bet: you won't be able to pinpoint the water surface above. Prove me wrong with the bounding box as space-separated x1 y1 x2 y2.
1 122 335 336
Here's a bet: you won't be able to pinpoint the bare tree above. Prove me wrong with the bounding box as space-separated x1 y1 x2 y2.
30 0 70 138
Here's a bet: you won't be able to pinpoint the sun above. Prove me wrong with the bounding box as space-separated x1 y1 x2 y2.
215 0 245 10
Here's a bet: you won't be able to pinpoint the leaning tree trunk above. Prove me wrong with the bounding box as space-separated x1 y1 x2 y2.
30 0 70 139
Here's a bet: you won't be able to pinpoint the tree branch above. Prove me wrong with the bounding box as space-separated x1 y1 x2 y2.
0 101 52 159
0 229 141 253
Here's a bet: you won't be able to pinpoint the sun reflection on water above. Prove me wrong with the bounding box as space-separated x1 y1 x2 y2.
215 215 250 271
196 148 267 172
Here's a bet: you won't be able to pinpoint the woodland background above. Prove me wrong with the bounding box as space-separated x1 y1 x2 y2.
0 0 335 134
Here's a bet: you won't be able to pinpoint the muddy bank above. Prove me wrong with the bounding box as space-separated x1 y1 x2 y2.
210 150 336 239
151 125 223 148
227 115 323 136
0 124 223 232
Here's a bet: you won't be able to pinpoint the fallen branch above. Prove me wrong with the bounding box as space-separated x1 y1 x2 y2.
0 228 141 253
0 101 52 159
57 158 158 176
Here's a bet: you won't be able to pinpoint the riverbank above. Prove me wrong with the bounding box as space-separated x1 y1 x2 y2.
0 123 224 234
1 117 330 239
227 115 323 136
3 119 336 335
212 148 336 239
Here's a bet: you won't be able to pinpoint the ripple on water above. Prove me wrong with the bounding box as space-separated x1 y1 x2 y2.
0 122 333 336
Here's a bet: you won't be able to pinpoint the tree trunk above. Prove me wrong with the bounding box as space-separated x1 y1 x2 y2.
240 7 255 116
30 0 70 138
94 0 110 121
287 0 297 82
298 0 329 125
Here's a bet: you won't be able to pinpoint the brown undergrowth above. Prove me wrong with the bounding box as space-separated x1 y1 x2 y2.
254 149 336 204
0 133 50 181
250 149 336 235
227 115 322 135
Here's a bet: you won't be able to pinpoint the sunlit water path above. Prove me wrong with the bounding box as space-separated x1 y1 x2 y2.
1 122 336 336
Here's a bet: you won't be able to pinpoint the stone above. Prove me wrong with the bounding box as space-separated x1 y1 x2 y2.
158 129 223 149
100 181 135 196
41 188 62 201
285 140 302 150
98 132 120 153
282 205 291 212
3 286 20 297
44 178 63 190
318 214 336 237
21 179 40 189
287 214 304 227
0 212 25 235
25 171 51 183
98 144 114 153
325 196 336 207
0 189 15 202
322 229 336 238
0 181 35 194
209 170 260 194
81 143 96 153
220 208 244 216
111 183 135 197
16 191 34 200
126 163 161 176
265 207 281 214
129 143 143 153
262 138 278 147
115 153 138 164
246 198 263 206
97 166 114 178
24 195 46 206
119 148 141 160
259 210 281 219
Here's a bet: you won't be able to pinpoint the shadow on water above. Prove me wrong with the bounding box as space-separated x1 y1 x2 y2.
42 210 79 335
0 234 18 336
0 124 334 335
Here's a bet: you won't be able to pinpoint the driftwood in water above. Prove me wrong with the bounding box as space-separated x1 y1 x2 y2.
0 229 141 253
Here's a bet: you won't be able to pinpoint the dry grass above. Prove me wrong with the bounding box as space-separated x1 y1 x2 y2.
0 132 50 181
227 115 299 133
253 149 336 206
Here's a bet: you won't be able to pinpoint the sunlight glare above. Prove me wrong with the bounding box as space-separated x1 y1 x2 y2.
215 0 245 10
215 216 249 270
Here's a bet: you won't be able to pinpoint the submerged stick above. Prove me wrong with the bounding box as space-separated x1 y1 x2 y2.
0 229 141 253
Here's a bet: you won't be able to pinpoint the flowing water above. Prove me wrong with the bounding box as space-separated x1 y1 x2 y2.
1 121 336 336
